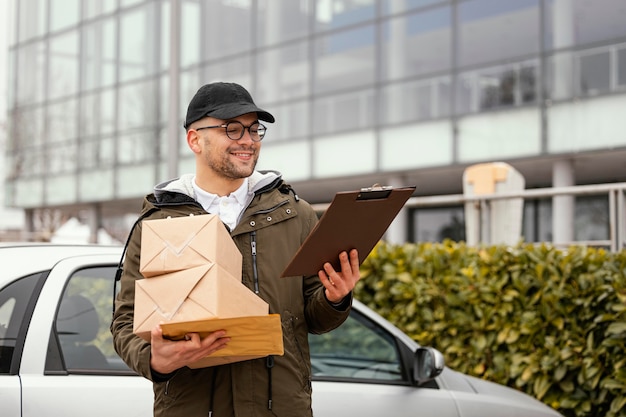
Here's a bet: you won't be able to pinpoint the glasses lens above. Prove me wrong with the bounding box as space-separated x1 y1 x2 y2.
225 122 244 140
251 123 266 141
223 121 266 141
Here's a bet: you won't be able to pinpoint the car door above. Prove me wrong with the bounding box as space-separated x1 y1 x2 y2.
18 255 153 417
309 308 459 417
0 270 46 417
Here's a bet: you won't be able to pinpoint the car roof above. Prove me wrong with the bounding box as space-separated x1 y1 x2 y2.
0 243 123 287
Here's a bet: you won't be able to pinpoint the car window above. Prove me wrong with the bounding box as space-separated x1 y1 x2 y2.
308 310 404 382
51 266 133 374
0 273 46 374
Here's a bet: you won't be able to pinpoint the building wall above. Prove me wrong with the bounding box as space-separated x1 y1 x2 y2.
5 0 626 242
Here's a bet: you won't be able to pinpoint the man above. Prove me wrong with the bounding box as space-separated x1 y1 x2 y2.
111 82 360 417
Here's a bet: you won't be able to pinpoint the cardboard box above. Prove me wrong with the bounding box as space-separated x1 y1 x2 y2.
160 314 284 368
133 263 269 341
139 214 242 278
134 212 283 367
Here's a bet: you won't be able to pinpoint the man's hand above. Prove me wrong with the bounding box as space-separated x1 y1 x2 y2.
150 325 230 374
318 248 360 304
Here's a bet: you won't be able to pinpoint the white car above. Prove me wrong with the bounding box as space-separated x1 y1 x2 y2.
0 244 562 417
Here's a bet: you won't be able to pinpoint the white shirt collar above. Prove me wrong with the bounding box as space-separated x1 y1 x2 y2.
192 177 250 230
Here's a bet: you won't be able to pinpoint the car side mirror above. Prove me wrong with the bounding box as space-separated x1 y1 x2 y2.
413 347 445 385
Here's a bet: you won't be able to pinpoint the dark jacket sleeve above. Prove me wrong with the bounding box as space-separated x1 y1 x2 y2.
110 218 155 380
299 204 352 334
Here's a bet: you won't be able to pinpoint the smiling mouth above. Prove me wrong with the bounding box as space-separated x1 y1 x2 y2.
232 151 253 159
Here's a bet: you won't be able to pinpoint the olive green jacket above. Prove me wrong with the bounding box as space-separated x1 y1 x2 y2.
111 171 352 417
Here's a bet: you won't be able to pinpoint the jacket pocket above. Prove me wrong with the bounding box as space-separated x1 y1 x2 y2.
153 371 180 410
282 310 312 393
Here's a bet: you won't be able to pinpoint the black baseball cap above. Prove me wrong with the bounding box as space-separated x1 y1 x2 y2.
184 82 275 129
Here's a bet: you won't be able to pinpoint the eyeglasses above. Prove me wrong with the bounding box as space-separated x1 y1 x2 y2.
195 121 267 142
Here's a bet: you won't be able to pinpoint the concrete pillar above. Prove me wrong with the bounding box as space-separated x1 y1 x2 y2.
386 0 409 123
260 1 282 102
85 204 102 244
388 0 409 80
25 208 35 241
552 0 574 98
552 159 575 245
167 0 180 178
385 176 409 245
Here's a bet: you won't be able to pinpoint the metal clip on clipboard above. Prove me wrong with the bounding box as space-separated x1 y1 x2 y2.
357 184 394 200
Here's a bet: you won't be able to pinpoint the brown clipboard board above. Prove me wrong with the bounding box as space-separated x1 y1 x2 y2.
280 185 416 277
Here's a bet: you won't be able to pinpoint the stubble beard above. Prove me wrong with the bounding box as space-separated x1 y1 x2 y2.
210 146 258 181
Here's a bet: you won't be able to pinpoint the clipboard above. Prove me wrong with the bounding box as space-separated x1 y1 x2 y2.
280 185 416 277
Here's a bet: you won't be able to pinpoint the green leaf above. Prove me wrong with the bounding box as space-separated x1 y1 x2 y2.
554 364 568 382
606 322 626 335
610 396 626 413
601 378 626 391
533 374 552 400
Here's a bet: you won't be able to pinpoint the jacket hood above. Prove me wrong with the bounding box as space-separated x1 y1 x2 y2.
150 170 283 207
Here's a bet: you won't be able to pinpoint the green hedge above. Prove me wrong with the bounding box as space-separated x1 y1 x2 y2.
356 241 626 417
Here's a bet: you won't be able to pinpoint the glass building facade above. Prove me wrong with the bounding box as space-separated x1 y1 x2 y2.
5 0 626 242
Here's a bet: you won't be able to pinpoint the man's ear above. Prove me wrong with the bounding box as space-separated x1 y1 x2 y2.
187 129 202 154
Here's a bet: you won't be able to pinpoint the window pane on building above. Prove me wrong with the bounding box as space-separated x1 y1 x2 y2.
411 206 465 242
82 18 117 91
199 55 252 92
257 0 311 46
80 90 116 137
264 100 309 142
381 76 451 124
257 41 310 104
619 46 626 87
48 143 78 174
118 80 159 132
575 196 609 242
315 0 376 32
456 60 538 114
180 1 200 68
120 5 159 82
18 0 47 42
382 0 450 15
16 43 46 106
50 0 80 32
84 0 117 20
314 25 376 94
80 136 115 170
457 0 540 68
544 0 626 50
200 0 252 60
47 99 78 144
49 32 79 100
381 6 452 81
522 198 552 243
118 131 158 164
313 88 375 135
578 50 611 96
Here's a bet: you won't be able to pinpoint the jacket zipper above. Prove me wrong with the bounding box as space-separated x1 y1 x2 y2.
250 229 273 409
250 230 259 294
247 200 288 294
